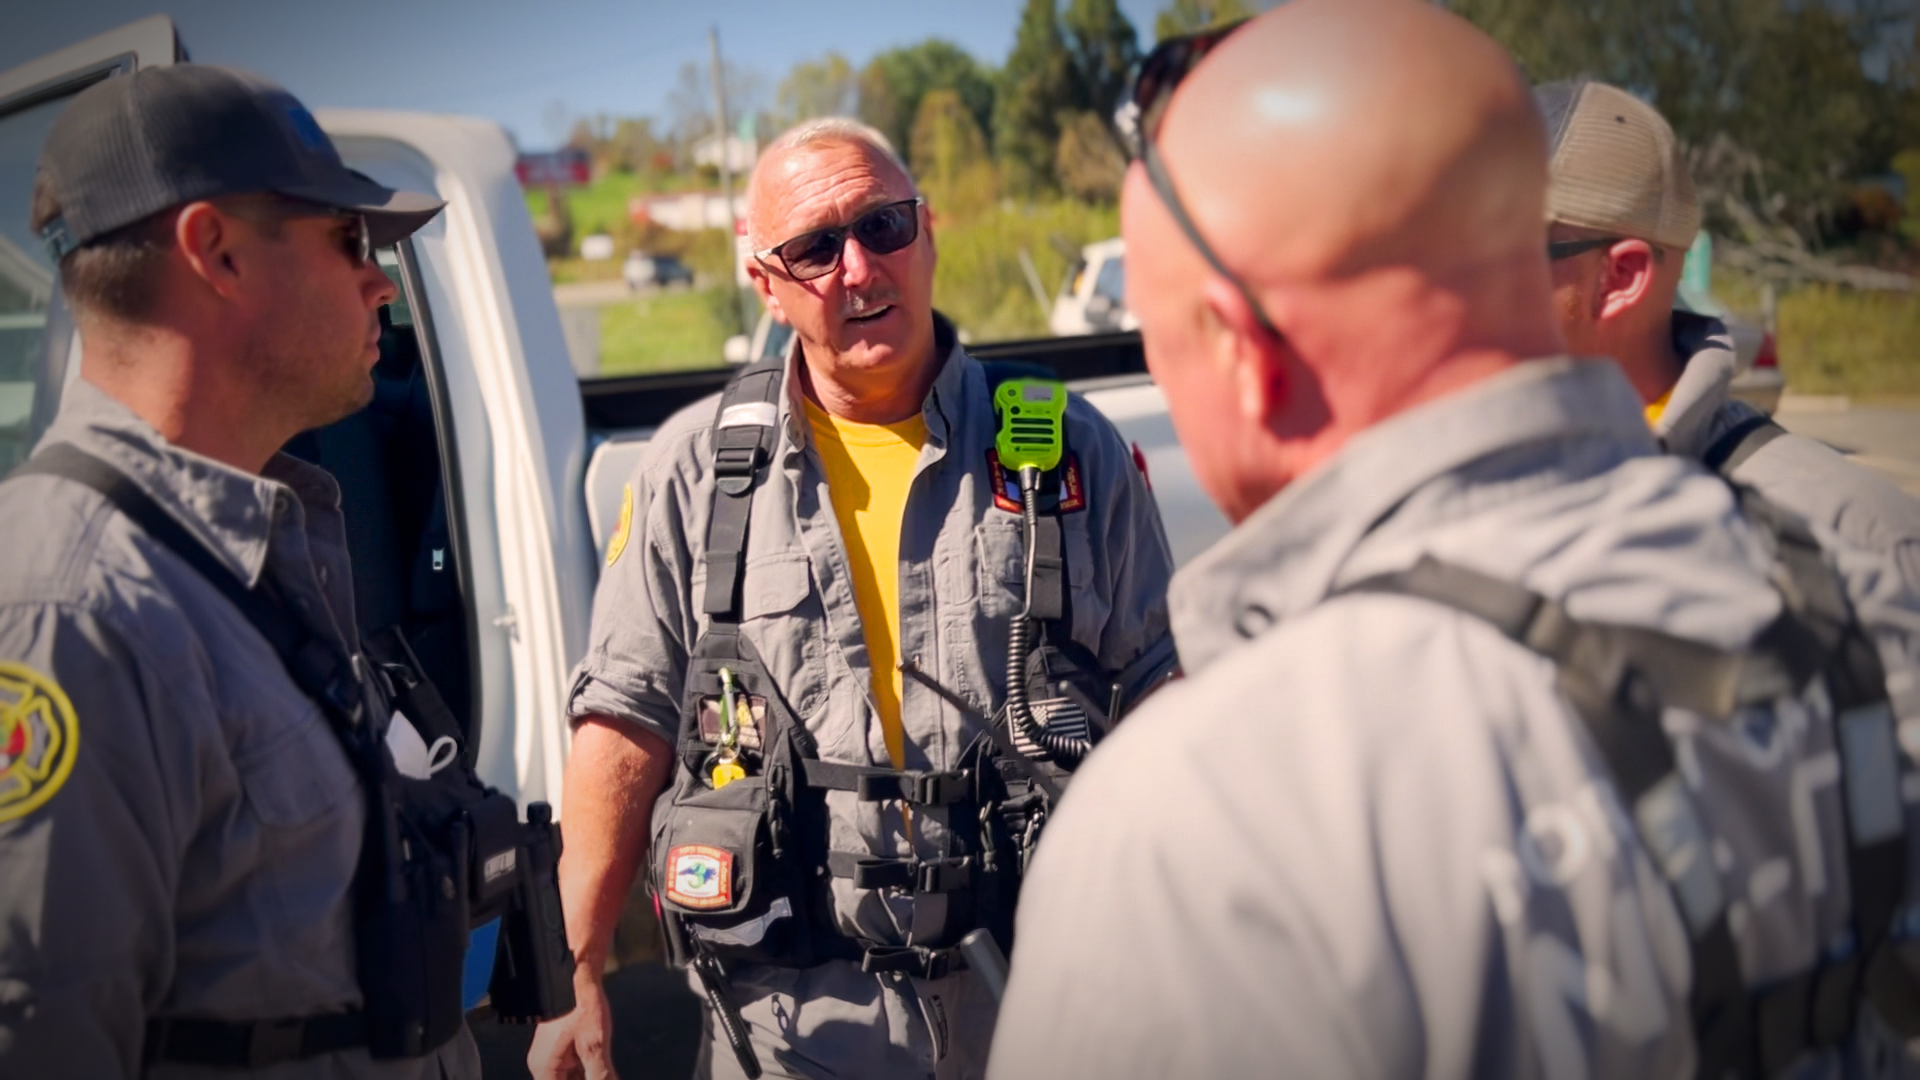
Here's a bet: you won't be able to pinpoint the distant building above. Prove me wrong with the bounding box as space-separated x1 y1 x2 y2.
629 192 748 232
690 133 757 174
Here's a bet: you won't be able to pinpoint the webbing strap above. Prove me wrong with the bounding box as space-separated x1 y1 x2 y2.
1026 513 1065 621
801 759 970 806
8 445 372 742
1703 416 1786 475
826 850 975 892
702 361 786 619
1340 556 1749 1078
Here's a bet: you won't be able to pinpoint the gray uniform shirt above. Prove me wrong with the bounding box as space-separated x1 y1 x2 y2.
569 332 1174 1079
0 381 478 1079
989 359 1913 1080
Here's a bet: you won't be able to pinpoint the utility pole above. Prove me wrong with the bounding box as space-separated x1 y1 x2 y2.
708 26 751 335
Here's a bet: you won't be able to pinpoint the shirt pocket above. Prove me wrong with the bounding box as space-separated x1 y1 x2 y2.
975 516 1027 620
236 701 358 828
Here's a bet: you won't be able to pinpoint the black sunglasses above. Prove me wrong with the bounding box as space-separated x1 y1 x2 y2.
1547 236 1623 261
1114 20 1282 341
755 198 924 282
225 195 373 267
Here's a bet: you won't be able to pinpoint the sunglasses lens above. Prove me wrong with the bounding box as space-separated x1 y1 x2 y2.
779 229 844 280
853 202 919 255
1129 21 1247 152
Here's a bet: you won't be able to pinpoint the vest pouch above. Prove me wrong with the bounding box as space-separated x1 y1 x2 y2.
655 776 805 964
357 770 471 1058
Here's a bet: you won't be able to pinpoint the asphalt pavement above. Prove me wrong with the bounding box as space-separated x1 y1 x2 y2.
1774 396 1920 498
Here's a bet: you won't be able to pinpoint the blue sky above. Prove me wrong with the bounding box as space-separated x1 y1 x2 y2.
3 0 1172 150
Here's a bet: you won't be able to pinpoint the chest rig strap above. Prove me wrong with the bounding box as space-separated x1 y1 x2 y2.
702 358 787 621
1342 552 1906 1077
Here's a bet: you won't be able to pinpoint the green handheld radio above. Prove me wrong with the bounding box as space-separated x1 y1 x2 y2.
990 377 1091 767
994 379 1068 474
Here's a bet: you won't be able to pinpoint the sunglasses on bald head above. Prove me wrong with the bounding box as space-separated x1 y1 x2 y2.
755 198 924 282
1113 20 1284 342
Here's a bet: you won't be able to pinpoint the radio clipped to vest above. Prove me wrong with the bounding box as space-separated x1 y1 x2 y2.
9 446 577 1069
645 358 1175 1074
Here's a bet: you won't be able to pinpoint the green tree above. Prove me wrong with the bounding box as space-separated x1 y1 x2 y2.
857 41 996 162
911 89 1001 221
777 53 858 128
1056 109 1126 201
1064 0 1141 118
996 0 1077 195
1153 0 1253 42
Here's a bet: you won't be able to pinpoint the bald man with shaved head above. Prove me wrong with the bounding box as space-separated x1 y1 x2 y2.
988 2 1920 1077
533 119 1176 1079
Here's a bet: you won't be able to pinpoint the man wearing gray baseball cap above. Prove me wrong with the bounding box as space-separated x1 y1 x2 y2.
0 64 477 1077
1540 78 1920 591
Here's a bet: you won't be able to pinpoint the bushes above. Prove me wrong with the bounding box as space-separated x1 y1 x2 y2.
1715 269 1920 399
931 198 1120 341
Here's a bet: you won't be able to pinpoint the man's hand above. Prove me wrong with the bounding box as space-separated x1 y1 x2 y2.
528 974 618 1080
527 716 672 1080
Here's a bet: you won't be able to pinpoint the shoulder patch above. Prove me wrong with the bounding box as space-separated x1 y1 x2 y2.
605 484 634 568
986 451 1086 514
0 662 80 823
665 844 734 910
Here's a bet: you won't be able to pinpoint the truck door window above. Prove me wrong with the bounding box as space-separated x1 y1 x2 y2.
0 94 75 475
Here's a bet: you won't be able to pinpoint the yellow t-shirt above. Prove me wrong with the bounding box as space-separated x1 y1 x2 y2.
805 400 928 769
1645 385 1675 426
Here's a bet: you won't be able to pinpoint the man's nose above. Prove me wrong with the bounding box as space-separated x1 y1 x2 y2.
839 235 876 287
364 260 398 307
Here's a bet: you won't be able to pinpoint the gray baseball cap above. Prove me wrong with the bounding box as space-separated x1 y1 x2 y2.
35 63 444 260
1536 79 1701 250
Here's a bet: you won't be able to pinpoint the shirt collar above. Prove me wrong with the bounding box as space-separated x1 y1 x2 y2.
1170 358 1657 673
36 379 342 588
777 312 971 448
1654 310 1739 458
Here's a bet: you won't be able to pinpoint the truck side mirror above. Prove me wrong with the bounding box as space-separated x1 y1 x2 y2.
723 335 750 364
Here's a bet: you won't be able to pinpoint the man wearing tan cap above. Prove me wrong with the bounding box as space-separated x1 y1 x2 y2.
1541 78 1920 594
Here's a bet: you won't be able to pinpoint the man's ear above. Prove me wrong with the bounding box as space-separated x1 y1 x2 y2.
1598 239 1658 321
1198 275 1285 426
173 202 245 301
746 260 787 324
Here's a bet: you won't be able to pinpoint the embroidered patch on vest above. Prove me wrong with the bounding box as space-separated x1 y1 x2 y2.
0 662 80 823
666 844 734 910
986 451 1085 514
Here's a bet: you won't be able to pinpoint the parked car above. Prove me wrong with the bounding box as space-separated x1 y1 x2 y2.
622 251 694 291
1050 237 1136 336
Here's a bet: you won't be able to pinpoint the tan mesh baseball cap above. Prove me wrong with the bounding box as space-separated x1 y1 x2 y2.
1536 79 1700 250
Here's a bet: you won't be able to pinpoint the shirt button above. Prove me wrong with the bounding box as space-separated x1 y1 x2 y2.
1235 603 1274 638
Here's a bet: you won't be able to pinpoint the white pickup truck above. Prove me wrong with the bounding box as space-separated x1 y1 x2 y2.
0 16 1229 819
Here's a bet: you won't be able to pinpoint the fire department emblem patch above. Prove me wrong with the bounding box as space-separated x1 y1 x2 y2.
985 451 1086 514
0 662 79 823
666 844 734 910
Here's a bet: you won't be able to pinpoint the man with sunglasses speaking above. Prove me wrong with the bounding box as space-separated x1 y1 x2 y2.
1540 78 1920 618
0 66 478 1077
531 118 1176 1079
990 1 1920 1077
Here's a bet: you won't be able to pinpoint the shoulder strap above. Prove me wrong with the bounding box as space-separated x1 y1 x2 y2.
703 359 786 621
1340 556 1753 1077
8 444 374 742
1703 415 1785 475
